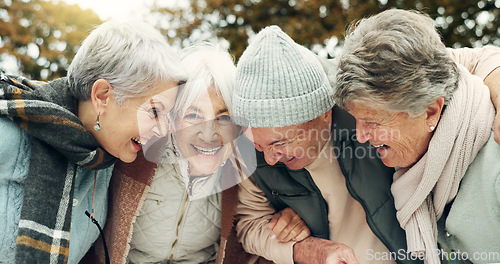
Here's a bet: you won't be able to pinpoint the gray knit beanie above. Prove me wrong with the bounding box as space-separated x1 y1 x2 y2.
233 25 335 128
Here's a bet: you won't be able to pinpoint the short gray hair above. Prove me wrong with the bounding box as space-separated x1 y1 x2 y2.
334 9 459 116
171 43 236 124
67 20 186 105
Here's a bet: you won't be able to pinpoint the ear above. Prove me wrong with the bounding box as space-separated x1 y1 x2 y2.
425 96 445 128
90 79 114 114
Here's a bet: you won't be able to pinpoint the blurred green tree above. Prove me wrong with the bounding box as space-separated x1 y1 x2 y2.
152 0 500 60
0 0 101 80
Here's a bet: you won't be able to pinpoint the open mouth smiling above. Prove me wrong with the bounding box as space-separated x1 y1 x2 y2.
372 144 389 149
192 145 223 155
132 137 146 146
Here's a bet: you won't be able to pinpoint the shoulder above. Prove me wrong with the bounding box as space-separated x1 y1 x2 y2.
470 132 500 173
466 132 500 201
0 117 28 147
479 133 500 204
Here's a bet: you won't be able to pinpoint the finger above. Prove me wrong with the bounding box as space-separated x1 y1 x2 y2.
333 255 358 264
345 257 359 264
280 217 306 242
326 257 348 264
276 213 302 242
341 247 359 264
271 211 294 239
292 226 311 242
268 213 280 231
279 226 299 242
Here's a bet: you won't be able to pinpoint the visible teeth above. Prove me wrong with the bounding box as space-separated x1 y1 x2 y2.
373 144 385 148
132 137 144 145
193 145 222 155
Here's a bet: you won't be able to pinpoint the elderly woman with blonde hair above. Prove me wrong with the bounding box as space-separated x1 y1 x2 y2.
334 9 500 264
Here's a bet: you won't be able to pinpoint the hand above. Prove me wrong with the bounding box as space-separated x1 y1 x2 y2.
293 237 359 264
268 207 311 243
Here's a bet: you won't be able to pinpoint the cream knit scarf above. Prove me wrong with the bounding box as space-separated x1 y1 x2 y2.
391 65 495 264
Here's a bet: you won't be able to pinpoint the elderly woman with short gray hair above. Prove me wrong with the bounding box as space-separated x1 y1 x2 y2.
0 21 185 264
334 9 500 264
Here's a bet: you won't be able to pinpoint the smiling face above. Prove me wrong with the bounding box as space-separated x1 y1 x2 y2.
95 80 179 163
173 86 239 176
243 110 331 170
347 101 435 168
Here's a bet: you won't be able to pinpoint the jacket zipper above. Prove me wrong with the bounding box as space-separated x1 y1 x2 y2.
167 190 190 263
167 179 196 263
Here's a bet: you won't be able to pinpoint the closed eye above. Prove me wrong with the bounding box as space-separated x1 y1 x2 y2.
185 113 199 119
150 107 159 118
184 113 204 124
149 100 166 119
217 115 231 121
217 114 233 125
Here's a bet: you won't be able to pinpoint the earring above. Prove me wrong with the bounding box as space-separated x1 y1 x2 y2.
94 114 101 131
430 125 435 131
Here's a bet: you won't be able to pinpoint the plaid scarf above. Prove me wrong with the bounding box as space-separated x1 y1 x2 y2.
0 74 116 263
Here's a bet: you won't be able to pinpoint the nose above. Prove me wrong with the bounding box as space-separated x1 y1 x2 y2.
199 119 220 142
262 146 283 166
355 120 371 143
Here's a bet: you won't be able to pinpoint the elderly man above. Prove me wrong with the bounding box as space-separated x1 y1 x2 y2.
232 25 500 264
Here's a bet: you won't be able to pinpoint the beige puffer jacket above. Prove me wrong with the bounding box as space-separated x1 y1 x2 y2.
82 135 259 264
127 158 223 263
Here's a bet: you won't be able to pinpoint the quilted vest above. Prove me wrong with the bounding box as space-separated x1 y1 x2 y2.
127 161 222 263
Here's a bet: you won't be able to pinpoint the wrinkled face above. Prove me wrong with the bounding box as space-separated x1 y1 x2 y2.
97 80 179 163
243 112 331 170
347 101 432 168
174 86 240 176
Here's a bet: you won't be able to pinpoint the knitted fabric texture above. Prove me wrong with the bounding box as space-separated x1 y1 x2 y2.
233 25 334 128
0 74 115 263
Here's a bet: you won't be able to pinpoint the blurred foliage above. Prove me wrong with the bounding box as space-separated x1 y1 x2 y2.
153 0 500 60
0 0 101 80
1 0 499 79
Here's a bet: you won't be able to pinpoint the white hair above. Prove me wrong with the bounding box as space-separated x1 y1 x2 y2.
171 43 236 124
67 20 186 105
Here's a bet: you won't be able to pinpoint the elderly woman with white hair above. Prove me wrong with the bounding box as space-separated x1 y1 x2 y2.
334 9 500 264
0 21 185 264
84 43 259 264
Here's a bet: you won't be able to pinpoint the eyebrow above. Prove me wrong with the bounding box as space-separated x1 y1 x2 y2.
186 106 228 115
187 105 201 112
150 99 165 109
361 117 381 123
216 108 229 115
269 138 289 146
